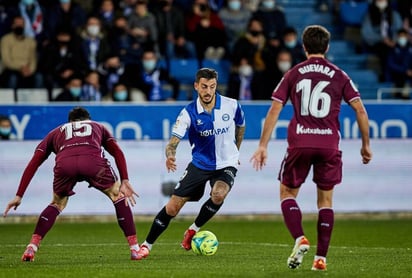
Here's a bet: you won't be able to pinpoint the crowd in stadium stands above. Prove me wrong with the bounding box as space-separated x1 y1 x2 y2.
359 0 412 98
0 0 411 101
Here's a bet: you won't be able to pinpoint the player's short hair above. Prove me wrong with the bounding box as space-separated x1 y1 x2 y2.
68 107 91 122
302 25 330 55
195 68 218 83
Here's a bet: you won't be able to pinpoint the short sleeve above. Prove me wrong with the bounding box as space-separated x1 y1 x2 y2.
343 77 361 104
234 102 245 127
272 76 289 104
171 109 191 139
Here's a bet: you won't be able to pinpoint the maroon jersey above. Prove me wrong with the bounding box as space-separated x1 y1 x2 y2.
16 120 128 197
272 57 360 149
37 120 113 161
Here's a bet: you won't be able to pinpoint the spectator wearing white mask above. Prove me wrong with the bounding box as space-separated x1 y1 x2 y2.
79 15 111 71
131 48 181 101
0 115 12 140
281 26 306 66
386 28 412 99
226 58 266 100
109 83 132 102
261 48 292 100
361 0 402 81
219 0 252 53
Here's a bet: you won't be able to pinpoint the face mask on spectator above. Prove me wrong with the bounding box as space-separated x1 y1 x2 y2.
284 40 297 48
375 1 388 10
87 25 100 37
228 0 241 11
262 0 275 9
249 30 262 37
277 61 292 73
398 37 408 47
239 64 253 77
114 90 128 101
70 87 81 97
0 127 11 138
13 26 24 36
143 60 157 72
23 0 35 5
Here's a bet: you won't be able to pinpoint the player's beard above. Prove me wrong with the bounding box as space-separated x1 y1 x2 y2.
200 93 215 105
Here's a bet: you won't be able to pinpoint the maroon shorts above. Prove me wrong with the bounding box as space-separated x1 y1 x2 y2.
278 147 342 190
53 155 118 197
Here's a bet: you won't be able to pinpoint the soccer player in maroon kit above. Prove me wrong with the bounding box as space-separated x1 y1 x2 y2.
251 25 373 271
3 107 140 261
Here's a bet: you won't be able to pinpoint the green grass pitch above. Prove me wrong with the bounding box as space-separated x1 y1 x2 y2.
0 216 411 277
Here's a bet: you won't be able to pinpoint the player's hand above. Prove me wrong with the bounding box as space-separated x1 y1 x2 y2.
360 145 372 164
3 196 22 217
250 146 268 171
120 180 139 207
166 156 177 172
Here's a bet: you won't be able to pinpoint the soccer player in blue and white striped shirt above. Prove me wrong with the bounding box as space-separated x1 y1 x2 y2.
136 68 246 259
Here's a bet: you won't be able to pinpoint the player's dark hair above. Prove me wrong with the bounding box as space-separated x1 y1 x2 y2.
302 25 330 55
68 107 91 122
195 68 218 82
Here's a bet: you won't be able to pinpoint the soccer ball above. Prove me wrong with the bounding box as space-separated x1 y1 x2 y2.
191 230 219 256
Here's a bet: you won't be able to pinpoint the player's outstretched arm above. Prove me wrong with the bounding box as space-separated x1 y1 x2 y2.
119 179 139 207
3 196 22 217
165 136 180 172
250 101 283 170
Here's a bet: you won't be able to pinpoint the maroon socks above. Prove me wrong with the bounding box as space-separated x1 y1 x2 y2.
114 198 137 240
316 208 334 257
281 198 304 239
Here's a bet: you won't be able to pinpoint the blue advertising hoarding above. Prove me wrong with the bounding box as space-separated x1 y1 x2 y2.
0 102 411 140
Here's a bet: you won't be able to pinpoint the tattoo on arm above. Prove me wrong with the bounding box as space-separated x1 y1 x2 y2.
165 136 180 158
235 126 245 150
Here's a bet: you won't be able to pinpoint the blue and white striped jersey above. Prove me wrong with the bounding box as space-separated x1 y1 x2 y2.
172 94 245 171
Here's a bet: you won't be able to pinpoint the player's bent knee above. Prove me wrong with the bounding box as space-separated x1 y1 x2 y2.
165 204 180 216
104 182 121 202
211 194 226 205
165 196 186 216
51 195 68 211
211 182 229 204
211 190 228 204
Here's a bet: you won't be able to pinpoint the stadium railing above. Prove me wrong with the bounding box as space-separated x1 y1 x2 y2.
377 87 412 102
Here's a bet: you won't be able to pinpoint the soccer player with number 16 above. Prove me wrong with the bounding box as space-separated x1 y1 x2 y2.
251 25 373 271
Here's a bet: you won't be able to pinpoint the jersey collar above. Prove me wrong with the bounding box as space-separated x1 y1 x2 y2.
196 93 221 114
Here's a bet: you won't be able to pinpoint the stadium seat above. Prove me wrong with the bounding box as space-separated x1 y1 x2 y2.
347 69 378 85
340 1 369 27
329 54 368 70
346 69 379 99
0 88 16 103
202 59 231 85
130 88 146 102
169 58 200 84
328 40 355 56
16 89 48 103
51 88 62 100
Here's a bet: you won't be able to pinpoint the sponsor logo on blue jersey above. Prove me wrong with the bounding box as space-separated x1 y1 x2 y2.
199 126 230 137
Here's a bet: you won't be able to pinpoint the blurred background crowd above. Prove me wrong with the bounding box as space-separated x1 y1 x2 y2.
0 0 411 103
